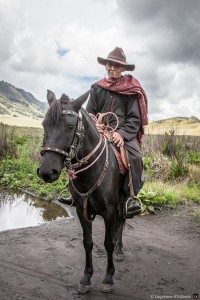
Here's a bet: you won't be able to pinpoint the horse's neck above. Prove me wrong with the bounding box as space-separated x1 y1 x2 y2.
78 109 100 158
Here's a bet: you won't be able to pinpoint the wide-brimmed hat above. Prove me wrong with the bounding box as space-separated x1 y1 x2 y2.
97 47 135 71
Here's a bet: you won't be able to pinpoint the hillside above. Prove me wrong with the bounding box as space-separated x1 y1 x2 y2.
145 116 200 136
0 81 200 135
0 80 47 128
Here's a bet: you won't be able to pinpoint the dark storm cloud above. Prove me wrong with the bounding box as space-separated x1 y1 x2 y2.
117 0 200 65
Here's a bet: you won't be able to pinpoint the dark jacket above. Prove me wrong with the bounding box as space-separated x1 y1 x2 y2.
86 85 141 146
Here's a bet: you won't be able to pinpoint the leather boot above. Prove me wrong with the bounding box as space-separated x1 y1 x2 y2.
57 196 75 206
125 197 141 218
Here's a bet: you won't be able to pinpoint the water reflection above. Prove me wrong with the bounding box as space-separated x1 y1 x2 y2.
0 190 69 232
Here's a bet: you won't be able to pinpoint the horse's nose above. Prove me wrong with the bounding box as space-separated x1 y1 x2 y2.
37 167 60 183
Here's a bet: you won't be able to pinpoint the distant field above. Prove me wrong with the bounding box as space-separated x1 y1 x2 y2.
145 117 200 136
1 114 200 136
0 114 43 128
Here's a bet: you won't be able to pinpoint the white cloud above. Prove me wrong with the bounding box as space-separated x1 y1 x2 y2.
0 0 25 62
0 0 200 122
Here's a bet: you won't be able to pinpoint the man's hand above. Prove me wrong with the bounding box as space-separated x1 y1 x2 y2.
96 123 105 133
112 132 124 147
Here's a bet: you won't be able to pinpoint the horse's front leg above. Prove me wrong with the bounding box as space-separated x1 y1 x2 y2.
114 201 126 261
114 220 125 261
76 207 93 294
102 209 118 293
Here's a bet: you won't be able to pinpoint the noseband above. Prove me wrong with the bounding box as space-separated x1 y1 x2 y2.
41 110 85 166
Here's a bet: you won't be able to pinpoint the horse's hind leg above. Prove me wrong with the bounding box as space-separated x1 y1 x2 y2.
77 212 93 294
114 192 126 261
102 213 118 293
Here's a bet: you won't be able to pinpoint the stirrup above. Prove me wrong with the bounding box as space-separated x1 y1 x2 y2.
124 196 142 219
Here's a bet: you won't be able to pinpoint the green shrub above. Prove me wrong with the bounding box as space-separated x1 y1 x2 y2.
0 125 67 200
0 124 18 157
138 189 166 214
187 151 200 165
171 158 189 178
0 142 67 200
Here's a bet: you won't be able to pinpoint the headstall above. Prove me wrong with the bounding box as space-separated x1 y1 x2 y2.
41 110 85 166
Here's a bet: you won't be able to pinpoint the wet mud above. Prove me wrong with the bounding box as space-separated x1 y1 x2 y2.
0 198 199 300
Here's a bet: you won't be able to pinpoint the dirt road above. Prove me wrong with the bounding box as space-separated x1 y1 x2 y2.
0 200 199 300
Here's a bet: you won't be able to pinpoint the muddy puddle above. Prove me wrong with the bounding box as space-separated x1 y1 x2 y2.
0 190 69 232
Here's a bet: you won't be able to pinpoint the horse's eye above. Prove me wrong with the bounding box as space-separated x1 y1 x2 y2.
68 125 74 131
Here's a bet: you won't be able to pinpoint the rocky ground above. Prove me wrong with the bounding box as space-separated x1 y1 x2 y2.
0 199 199 300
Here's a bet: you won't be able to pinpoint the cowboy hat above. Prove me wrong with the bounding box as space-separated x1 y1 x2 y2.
97 47 135 71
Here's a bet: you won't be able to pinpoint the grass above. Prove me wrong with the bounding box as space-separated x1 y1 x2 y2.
142 180 200 208
0 123 199 212
0 157 68 201
0 124 67 200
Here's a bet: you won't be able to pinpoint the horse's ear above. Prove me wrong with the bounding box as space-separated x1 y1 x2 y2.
72 90 91 112
47 90 57 106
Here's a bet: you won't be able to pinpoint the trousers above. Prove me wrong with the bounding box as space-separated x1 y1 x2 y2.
124 139 143 196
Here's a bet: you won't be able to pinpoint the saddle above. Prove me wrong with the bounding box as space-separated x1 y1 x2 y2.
111 145 128 175
101 130 128 175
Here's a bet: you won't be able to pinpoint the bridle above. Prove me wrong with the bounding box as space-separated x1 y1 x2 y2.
40 108 112 222
41 108 107 176
41 108 109 222
41 110 85 167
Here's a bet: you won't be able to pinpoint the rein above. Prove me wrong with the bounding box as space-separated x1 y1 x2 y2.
66 112 119 222
68 134 103 173
70 138 109 222
68 135 106 179
41 108 119 222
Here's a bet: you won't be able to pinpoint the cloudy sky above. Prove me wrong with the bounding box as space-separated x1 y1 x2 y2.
0 0 200 121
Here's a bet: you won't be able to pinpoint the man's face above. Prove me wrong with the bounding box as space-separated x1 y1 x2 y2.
105 61 125 79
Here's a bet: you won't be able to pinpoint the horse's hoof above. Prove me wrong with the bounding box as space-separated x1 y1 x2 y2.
114 252 125 262
77 283 90 294
101 283 113 293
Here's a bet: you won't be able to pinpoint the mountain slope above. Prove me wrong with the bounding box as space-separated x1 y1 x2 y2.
0 80 48 127
0 80 200 135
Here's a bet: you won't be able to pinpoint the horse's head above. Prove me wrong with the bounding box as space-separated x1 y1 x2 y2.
37 90 90 183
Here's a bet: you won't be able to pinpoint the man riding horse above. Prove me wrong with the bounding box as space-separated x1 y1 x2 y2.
59 47 148 218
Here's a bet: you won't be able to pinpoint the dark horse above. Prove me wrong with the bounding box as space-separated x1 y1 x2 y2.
38 90 130 294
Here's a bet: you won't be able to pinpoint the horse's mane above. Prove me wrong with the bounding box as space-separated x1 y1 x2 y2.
43 94 98 139
43 100 62 127
43 94 70 127
81 108 99 134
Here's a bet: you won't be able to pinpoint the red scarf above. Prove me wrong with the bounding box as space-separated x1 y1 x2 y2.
94 75 148 142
